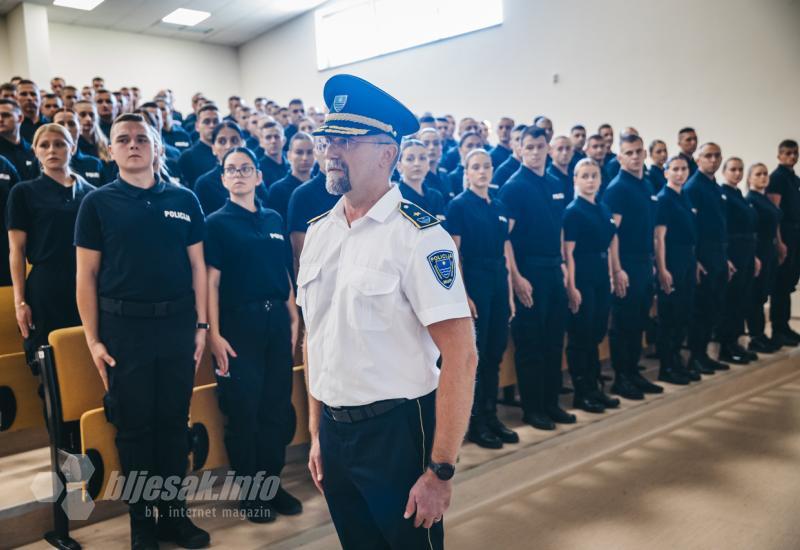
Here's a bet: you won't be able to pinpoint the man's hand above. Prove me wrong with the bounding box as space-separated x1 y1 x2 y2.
613 270 629 298
404 469 452 528
778 241 788 265
512 274 534 308
209 333 237 375
567 287 581 314
15 303 33 339
89 341 116 391
658 269 674 295
308 434 324 494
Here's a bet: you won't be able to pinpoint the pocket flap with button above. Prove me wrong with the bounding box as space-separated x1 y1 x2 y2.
297 262 322 288
350 268 399 296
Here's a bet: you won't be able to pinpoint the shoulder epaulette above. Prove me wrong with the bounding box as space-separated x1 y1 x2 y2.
398 202 441 229
307 209 331 225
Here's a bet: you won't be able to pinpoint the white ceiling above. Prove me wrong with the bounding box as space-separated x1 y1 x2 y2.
0 0 328 47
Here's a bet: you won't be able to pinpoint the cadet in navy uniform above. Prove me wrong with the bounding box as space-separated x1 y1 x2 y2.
648 139 668 192
684 142 734 373
447 148 518 448
447 131 483 198
257 120 291 187
500 126 572 430
178 103 221 189
267 132 315 228
0 99 40 181
563 158 621 413
746 162 784 353
654 155 699 385
75 114 210 550
300 75 476 550
489 117 514 168
195 121 268 216
585 134 611 198
206 147 302 522
156 96 192 153
492 124 526 188
718 157 759 364
7 124 94 366
419 127 455 203
767 139 800 346
547 135 575 203
602 133 664 399
0 154 19 187
52 108 106 187
397 139 446 221
286 139 335 273
677 128 699 176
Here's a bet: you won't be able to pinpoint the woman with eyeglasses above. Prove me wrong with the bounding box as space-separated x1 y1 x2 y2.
206 146 302 522
7 123 95 366
195 122 268 216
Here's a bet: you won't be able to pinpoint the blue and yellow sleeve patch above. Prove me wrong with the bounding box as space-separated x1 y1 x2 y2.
399 202 440 229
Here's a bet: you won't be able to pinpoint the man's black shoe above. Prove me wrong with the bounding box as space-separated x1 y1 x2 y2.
718 344 749 365
705 355 731 370
749 335 778 354
658 367 690 385
242 499 276 524
467 425 504 449
573 394 606 413
271 487 303 516
157 514 210 548
689 356 716 375
545 406 577 424
131 509 158 550
611 375 645 400
773 330 800 347
487 416 520 443
630 371 664 393
590 389 621 408
523 412 556 431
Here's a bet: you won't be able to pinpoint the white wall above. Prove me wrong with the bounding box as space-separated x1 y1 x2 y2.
47 23 242 113
239 0 800 170
0 16 10 81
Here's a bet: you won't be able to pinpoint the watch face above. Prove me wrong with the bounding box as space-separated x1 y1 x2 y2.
433 462 455 480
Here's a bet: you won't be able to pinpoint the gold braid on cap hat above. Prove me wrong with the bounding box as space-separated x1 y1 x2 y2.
324 112 397 137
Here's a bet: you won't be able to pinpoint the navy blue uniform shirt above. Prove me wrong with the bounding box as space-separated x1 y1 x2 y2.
547 163 574 203
194 165 269 217
0 154 20 187
71 149 105 187
604 156 621 181
440 146 460 172
0 137 39 181
490 144 512 168
679 152 698 177
178 141 215 190
655 185 697 249
205 199 291 308
74 177 204 302
162 126 192 152
447 165 465 198
563 196 616 258
684 170 728 246
286 171 338 234
748 191 781 254
398 181 446 220
20 116 49 145
424 168 455 203
446 188 509 261
258 154 290 188
767 164 800 228
602 169 656 257
648 164 667 192
8 174 95 266
722 184 757 237
498 165 565 259
267 173 305 229
492 156 520 188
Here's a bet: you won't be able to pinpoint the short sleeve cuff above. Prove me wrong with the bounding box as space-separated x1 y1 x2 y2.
416 302 471 327
74 239 102 251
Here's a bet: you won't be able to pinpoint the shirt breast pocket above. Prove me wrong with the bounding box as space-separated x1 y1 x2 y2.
347 268 399 331
296 262 322 323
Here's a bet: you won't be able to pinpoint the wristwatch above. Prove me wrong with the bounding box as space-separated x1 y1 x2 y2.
428 461 455 481
196 322 210 330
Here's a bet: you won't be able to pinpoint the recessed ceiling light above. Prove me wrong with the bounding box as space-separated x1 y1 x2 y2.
162 8 211 26
52 0 106 10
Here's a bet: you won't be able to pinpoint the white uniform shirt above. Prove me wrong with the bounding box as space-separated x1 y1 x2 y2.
297 185 470 407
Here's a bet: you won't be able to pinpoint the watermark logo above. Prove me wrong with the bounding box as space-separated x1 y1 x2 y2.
30 452 96 520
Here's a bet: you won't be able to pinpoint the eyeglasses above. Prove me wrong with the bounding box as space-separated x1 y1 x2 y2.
317 136 394 152
224 165 256 177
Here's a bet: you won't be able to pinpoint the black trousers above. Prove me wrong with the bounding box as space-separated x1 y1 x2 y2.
320 391 442 550
101 308 196 507
215 301 295 483
657 249 696 364
511 261 566 415
609 257 653 375
747 245 778 338
463 261 509 422
719 238 756 345
567 256 611 392
24 264 81 365
688 247 727 357
770 225 800 333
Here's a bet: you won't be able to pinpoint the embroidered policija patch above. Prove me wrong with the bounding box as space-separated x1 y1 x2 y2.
427 250 456 289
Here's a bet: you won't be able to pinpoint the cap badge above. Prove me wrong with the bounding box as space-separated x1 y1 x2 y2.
333 94 348 112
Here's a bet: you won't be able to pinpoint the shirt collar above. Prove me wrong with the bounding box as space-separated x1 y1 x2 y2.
330 184 400 226
222 197 267 218
116 175 166 198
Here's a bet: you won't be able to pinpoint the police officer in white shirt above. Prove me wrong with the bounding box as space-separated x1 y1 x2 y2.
297 74 478 550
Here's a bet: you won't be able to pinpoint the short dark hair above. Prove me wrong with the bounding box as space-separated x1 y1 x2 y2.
139 101 158 110
0 82 17 93
586 134 605 144
419 115 435 124
778 139 798 150
619 132 643 147
520 126 549 143
571 125 586 133
17 79 38 89
198 103 220 116
92 76 104 81
289 131 313 149
222 146 258 167
0 98 21 111
289 98 303 105
112 112 146 128
211 121 243 143
649 139 666 154
43 93 60 101
665 155 688 169
228 95 241 101
435 117 448 123
459 131 482 147
678 127 696 136
512 124 528 134
598 123 612 132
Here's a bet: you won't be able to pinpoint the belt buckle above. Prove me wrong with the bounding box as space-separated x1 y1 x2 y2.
264 300 272 312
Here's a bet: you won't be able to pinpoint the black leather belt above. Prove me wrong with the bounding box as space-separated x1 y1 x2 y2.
324 398 408 424
99 295 195 318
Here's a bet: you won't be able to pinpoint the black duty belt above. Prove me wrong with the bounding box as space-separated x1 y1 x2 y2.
521 255 562 268
223 299 283 314
99 295 195 318
324 398 408 424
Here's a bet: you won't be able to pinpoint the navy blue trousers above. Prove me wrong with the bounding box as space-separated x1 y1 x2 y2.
320 391 442 550
609 257 653 374
689 247 728 357
567 256 611 384
657 249 696 363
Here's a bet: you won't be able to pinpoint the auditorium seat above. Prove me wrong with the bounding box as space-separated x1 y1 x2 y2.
0 286 24 355
188 383 229 472
0 352 45 433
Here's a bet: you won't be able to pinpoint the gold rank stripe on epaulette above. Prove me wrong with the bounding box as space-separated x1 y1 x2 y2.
398 202 441 229
307 210 332 225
